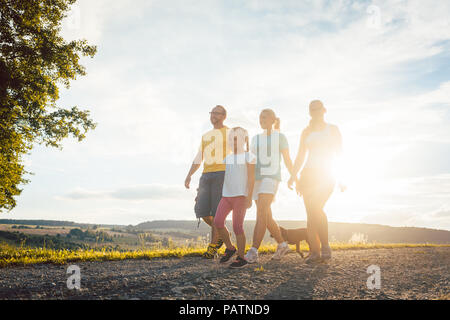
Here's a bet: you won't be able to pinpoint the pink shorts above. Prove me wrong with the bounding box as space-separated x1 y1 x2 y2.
214 196 247 235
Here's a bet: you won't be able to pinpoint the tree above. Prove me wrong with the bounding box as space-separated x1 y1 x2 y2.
0 0 97 211
68 228 83 238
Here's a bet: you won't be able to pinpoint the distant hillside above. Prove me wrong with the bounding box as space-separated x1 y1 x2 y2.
0 230 86 250
136 220 450 244
0 219 119 229
2 219 449 244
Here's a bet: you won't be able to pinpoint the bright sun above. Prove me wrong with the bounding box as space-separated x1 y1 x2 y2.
332 136 387 197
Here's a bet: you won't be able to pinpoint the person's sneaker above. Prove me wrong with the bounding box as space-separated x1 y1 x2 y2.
305 252 322 264
271 242 290 260
202 244 218 259
244 247 259 264
229 256 248 269
321 245 332 260
220 247 237 264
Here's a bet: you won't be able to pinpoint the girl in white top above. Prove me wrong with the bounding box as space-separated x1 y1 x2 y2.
214 127 256 268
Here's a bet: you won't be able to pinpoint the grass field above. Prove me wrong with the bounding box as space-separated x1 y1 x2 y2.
1 242 449 268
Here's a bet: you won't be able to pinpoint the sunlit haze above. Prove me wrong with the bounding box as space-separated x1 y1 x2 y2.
8 0 450 230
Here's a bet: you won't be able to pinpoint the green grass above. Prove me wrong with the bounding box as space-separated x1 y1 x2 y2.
1 242 449 268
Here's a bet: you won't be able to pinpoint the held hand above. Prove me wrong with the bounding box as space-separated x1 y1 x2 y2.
288 175 296 190
295 178 302 197
184 176 191 189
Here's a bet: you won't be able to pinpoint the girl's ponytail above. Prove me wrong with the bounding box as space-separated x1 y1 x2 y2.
274 117 281 131
261 108 280 131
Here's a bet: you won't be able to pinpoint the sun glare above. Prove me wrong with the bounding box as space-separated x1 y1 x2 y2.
332 136 388 201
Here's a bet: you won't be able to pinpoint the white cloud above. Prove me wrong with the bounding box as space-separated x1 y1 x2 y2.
61 184 192 201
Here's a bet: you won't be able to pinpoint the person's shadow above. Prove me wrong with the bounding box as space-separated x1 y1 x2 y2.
263 261 330 299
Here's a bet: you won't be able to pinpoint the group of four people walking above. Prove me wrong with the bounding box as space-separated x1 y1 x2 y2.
184 101 343 268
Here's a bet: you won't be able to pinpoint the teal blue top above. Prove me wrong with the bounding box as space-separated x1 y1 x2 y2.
250 131 289 181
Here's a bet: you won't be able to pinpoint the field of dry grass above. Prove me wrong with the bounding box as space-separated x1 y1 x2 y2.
0 224 71 236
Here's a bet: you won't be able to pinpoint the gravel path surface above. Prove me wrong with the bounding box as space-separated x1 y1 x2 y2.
0 247 448 300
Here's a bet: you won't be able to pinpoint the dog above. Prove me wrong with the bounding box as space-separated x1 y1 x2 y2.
271 226 310 258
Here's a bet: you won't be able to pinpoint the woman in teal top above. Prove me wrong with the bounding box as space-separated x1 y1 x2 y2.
244 109 294 263
253 128 289 181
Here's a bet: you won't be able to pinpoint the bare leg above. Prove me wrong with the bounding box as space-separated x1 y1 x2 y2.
251 199 267 249
317 210 329 248
217 226 234 249
304 195 321 254
252 194 282 248
236 233 246 258
202 216 213 231
315 186 333 249
266 205 284 244
211 224 219 244
202 216 219 245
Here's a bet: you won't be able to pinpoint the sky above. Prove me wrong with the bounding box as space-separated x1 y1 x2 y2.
6 0 450 230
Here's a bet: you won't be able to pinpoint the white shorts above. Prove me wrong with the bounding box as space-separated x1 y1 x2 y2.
252 178 280 201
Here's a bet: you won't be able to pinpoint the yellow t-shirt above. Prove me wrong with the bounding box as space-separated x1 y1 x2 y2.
200 126 231 173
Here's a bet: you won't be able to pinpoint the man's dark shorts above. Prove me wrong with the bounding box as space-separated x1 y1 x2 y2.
194 171 225 219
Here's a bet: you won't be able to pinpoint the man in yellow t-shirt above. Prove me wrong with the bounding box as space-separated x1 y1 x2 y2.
185 105 231 258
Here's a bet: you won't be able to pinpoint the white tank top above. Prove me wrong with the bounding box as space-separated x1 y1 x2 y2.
304 123 335 169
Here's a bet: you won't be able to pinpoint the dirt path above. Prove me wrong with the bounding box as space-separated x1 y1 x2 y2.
0 247 448 300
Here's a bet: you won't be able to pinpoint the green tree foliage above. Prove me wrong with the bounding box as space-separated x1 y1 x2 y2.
68 228 84 238
0 0 97 211
68 228 113 242
0 230 87 249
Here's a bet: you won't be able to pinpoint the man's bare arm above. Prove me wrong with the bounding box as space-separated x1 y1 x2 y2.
185 149 202 189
